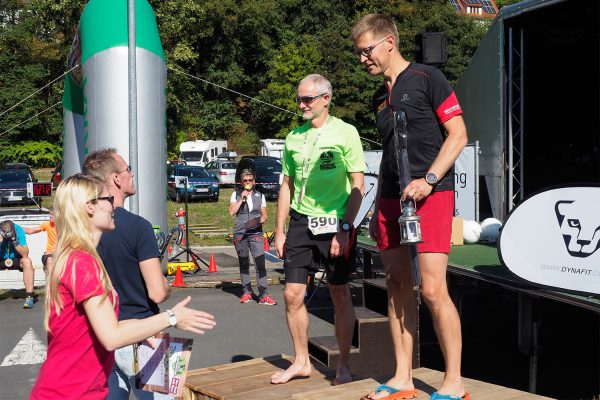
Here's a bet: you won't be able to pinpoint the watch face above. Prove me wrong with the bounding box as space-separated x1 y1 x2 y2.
426 172 438 185
169 315 177 326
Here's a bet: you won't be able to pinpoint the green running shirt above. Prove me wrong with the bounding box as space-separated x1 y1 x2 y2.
282 116 365 218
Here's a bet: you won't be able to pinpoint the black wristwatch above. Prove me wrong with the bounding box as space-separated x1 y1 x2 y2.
425 172 439 186
340 221 352 233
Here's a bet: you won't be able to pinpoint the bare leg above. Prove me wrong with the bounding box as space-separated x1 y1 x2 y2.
365 246 416 399
21 257 34 293
420 253 465 396
271 283 312 384
329 283 355 385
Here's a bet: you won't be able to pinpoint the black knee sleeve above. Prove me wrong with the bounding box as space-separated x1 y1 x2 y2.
238 256 250 273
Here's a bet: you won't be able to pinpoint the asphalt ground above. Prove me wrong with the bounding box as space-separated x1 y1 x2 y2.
165 245 287 287
0 246 366 399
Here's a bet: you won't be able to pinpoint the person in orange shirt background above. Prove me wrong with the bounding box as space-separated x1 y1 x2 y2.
24 209 57 273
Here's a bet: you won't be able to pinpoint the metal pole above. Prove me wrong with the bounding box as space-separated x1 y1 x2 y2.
519 28 525 203
184 177 190 263
507 27 514 211
128 0 139 214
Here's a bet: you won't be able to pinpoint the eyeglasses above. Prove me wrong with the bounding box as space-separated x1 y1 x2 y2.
117 165 132 174
295 93 328 105
356 36 388 58
242 179 254 183
94 196 115 206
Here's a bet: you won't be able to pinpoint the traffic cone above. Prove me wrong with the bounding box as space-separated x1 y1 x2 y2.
263 236 270 251
173 265 186 287
208 254 218 273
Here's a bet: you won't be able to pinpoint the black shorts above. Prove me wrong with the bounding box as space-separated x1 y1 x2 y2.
1 257 21 270
283 210 356 286
41 253 53 267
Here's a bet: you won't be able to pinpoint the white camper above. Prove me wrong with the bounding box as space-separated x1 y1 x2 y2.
260 139 285 159
179 140 227 166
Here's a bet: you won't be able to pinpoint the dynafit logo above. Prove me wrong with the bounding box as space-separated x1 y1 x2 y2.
555 200 600 258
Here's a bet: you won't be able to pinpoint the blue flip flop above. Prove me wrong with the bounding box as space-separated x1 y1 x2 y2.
361 384 418 399
429 391 471 400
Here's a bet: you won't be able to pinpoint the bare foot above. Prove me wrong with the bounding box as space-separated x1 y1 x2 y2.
270 362 311 384
436 377 466 398
333 364 352 385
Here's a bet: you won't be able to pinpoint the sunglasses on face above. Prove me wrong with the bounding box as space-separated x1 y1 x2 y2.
94 195 115 206
242 179 254 183
295 93 328 105
356 36 388 58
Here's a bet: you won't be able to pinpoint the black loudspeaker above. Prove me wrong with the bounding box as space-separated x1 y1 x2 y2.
415 32 447 65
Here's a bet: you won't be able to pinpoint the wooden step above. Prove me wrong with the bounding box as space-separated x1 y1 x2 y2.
353 306 388 348
363 278 388 316
292 378 379 399
184 354 335 400
308 305 396 378
184 357 553 400
308 335 360 366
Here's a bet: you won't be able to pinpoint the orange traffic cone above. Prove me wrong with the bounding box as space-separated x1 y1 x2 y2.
173 265 186 287
208 254 218 273
263 236 270 251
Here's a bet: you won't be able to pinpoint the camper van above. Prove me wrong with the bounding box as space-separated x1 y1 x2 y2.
179 140 227 167
260 139 285 159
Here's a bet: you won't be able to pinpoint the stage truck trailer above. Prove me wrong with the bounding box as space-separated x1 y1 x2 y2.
179 140 227 167
455 0 599 221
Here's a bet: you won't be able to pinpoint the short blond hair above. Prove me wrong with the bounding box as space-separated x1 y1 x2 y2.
351 14 399 45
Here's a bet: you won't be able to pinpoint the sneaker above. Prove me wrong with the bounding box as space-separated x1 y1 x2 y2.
239 293 253 303
258 294 277 306
23 296 34 309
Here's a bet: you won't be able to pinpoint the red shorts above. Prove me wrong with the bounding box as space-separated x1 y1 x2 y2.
376 190 454 253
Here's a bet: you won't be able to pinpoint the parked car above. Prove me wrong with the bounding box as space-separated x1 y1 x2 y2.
51 160 62 188
205 159 238 187
235 156 282 200
0 168 40 206
1 162 36 181
167 163 219 202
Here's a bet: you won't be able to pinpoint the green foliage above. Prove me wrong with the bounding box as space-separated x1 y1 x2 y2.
0 140 61 167
2 0 488 156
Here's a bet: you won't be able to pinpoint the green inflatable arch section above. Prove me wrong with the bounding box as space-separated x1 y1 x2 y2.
80 0 165 64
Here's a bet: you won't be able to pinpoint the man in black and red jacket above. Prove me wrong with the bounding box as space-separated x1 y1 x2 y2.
352 14 470 400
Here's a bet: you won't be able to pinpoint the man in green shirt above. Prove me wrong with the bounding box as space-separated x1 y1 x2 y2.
271 74 365 385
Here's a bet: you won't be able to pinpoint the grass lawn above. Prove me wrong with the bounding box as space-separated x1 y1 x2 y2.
33 168 278 247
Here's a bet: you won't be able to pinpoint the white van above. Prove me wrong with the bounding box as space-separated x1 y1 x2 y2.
260 139 285 159
179 140 227 166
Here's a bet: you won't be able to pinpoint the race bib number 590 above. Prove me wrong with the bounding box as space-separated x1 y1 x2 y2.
308 216 339 236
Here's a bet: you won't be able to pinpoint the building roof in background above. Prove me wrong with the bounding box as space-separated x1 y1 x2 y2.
450 0 499 17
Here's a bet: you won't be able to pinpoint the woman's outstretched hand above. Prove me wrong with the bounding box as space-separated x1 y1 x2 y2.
171 296 216 335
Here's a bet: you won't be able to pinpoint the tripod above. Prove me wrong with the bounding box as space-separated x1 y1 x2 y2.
168 176 208 272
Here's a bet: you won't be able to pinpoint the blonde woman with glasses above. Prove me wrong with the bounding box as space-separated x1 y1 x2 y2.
30 174 216 400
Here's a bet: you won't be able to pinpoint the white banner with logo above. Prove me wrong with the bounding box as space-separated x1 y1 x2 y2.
499 186 600 295
454 143 478 221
